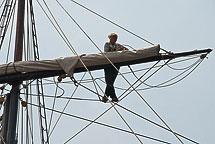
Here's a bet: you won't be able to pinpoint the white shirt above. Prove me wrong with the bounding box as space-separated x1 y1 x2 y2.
104 42 122 52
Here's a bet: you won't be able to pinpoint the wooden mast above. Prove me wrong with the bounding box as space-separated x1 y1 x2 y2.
1 0 25 143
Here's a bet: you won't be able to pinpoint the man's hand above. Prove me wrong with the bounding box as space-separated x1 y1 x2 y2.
117 46 128 51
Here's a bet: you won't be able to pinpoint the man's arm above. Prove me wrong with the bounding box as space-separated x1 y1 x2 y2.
104 42 110 52
116 44 128 51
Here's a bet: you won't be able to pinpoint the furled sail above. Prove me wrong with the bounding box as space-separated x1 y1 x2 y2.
0 45 160 76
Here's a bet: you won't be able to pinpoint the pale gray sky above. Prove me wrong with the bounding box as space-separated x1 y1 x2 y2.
0 0 214 143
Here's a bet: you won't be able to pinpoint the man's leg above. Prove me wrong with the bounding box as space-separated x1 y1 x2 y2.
104 66 119 102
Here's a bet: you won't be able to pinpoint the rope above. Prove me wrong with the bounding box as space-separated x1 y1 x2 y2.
55 5 175 141
22 81 35 143
68 0 172 54
16 56 203 143
118 61 161 100
36 79 50 143
52 6 183 142
39 55 198 88
132 58 202 90
0 0 15 50
47 78 60 134
20 93 100 102
0 135 6 144
69 0 154 46
48 73 87 137
116 103 199 144
63 61 160 142
128 58 197 88
111 103 144 144
6 0 16 63
0 0 6 9
118 60 185 143
26 102 171 144
39 0 104 101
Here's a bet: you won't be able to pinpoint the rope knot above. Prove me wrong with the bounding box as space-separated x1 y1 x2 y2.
70 76 78 87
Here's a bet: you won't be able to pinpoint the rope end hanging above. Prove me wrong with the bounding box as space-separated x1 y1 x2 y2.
58 74 67 82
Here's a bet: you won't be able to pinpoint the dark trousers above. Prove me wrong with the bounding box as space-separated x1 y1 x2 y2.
104 65 120 99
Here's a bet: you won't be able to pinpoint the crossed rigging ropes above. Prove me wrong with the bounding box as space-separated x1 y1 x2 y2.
0 0 210 143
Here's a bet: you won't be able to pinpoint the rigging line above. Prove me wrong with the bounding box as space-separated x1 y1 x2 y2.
0 0 15 50
116 62 205 144
64 61 160 142
68 0 154 46
39 79 50 144
64 105 114 143
65 81 143 143
68 0 171 54
31 55 200 86
20 92 100 102
118 59 185 143
153 59 204 89
41 0 104 101
36 80 46 144
26 111 35 143
118 60 161 100
56 0 141 91
57 0 144 88
53 9 180 142
24 74 30 143
35 0 76 54
16 97 20 143
21 103 24 144
20 99 34 143
47 77 60 134
0 0 6 9
53 78 65 97
163 56 202 71
166 61 198 71
65 100 144 144
116 103 199 144
29 0 40 60
0 79 35 96
138 59 201 90
48 72 87 137
56 1 165 124
122 44 136 50
20 86 101 99
127 58 200 90
56 0 145 96
111 103 143 144
41 0 75 54
36 79 50 144
26 102 171 144
63 54 200 85
26 0 33 61
135 83 185 143
28 82 34 143
6 0 16 63
22 82 34 143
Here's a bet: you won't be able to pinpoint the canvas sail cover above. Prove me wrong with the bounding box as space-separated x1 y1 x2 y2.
0 45 160 76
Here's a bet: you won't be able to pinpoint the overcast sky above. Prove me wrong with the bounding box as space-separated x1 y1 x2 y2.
0 0 214 143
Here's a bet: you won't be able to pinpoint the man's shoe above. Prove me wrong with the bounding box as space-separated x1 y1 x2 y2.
101 96 108 103
111 97 118 102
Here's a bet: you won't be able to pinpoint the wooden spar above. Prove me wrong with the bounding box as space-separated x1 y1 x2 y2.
0 48 212 85
1 0 25 143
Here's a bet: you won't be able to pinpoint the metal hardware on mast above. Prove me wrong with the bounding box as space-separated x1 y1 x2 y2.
1 0 25 143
